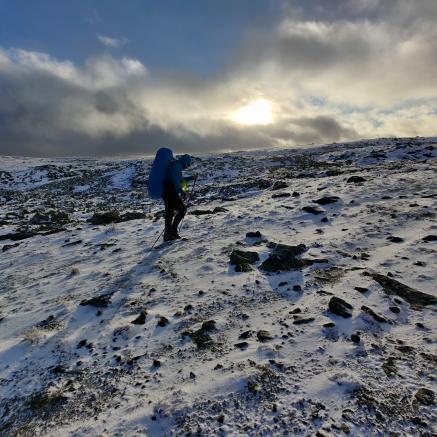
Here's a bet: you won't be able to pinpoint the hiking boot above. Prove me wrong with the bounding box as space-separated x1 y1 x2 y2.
170 226 182 239
164 231 178 242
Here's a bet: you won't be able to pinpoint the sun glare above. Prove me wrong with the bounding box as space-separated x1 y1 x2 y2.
232 99 273 125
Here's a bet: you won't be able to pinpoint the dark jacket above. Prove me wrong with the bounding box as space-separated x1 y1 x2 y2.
165 154 192 193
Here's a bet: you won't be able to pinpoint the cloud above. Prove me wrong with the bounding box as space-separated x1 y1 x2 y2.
0 0 436 156
97 34 128 49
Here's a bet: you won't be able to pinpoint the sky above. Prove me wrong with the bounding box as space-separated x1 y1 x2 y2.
0 0 436 157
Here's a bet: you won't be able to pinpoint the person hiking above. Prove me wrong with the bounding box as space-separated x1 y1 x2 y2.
162 154 193 241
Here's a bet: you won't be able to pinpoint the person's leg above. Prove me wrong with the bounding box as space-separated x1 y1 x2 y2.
171 196 187 234
163 184 175 234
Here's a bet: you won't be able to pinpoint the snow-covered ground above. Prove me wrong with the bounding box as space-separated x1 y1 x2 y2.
0 137 436 436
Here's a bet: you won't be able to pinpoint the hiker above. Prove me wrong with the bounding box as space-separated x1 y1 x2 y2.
162 154 193 241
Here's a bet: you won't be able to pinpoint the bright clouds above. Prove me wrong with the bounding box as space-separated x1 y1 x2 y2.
0 0 436 156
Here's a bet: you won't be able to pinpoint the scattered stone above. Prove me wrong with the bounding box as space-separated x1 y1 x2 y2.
289 308 302 314
293 317 315 325
272 181 288 190
234 342 249 350
201 320 216 332
361 305 388 323
389 306 400 314
351 334 360 343
387 236 404 243
30 210 69 225
323 322 336 328
157 316 169 327
416 322 425 329
80 293 112 308
347 176 366 183
2 242 20 251
422 235 437 242
272 192 290 198
302 206 324 215
131 310 147 325
190 371 196 379
239 330 253 339
293 285 302 291
191 329 213 348
77 339 87 348
371 273 437 309
313 196 340 205
292 191 300 197
152 359 161 367
415 388 435 405
257 330 273 342
260 243 307 272
354 287 368 294
246 231 262 238
328 296 353 318
230 250 260 269
247 380 260 393
321 217 328 223
88 211 120 225
382 356 397 376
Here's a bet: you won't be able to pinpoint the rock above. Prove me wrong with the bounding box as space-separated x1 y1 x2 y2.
313 196 340 205
77 339 87 348
191 329 213 348
354 287 368 293
235 263 253 272
272 181 288 190
371 273 437 309
239 330 253 339
230 250 260 266
257 330 273 342
212 207 228 214
88 211 121 225
272 192 291 198
234 342 249 350
30 210 69 225
2 243 20 251
293 285 302 291
131 310 147 325
321 217 328 223
422 235 437 242
289 308 302 314
247 380 260 393
361 305 388 323
246 231 262 238
80 293 112 308
347 176 366 183
351 334 360 343
293 317 315 325
302 206 324 215
157 316 169 327
387 236 404 243
382 356 397 376
323 322 336 328
328 296 353 318
389 306 400 314
292 191 300 197
415 388 434 405
201 320 216 332
120 211 146 222
260 243 307 272
152 359 161 367
184 304 193 312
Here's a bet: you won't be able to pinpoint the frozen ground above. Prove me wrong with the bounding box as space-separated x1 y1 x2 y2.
0 137 436 436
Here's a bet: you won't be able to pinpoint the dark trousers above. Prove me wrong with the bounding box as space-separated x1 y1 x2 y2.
162 183 187 233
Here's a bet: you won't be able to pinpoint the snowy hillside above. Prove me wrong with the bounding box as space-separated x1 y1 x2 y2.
0 137 436 436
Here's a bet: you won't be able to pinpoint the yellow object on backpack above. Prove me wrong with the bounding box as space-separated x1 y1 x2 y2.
181 178 188 192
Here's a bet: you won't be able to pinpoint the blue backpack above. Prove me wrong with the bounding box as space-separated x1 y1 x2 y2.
147 148 174 199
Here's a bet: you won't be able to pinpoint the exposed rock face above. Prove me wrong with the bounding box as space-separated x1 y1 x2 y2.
328 296 353 318
260 243 307 272
88 211 121 225
131 310 147 325
415 388 435 405
30 210 69 225
371 273 437 309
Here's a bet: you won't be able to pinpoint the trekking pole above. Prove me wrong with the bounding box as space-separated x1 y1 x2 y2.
150 227 165 250
178 175 197 233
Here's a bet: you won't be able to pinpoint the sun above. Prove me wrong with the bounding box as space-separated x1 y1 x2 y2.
231 99 273 125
